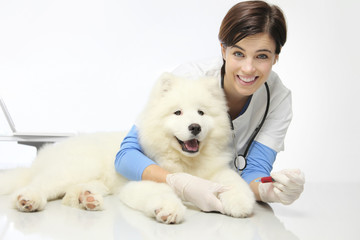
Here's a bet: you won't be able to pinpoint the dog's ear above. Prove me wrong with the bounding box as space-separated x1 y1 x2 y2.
157 72 175 95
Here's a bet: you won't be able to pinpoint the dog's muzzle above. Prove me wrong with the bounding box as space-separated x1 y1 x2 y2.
176 138 200 153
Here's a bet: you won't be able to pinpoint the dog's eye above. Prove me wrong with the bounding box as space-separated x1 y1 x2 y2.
198 110 204 116
174 110 182 116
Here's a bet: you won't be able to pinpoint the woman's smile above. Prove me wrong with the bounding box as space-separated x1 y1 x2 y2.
236 75 259 86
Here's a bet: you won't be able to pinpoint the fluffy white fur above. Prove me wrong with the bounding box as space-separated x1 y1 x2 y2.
0 73 254 224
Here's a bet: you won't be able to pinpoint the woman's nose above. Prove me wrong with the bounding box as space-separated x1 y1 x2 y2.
242 58 256 74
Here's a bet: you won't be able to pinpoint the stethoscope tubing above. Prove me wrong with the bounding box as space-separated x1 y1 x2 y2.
232 82 270 171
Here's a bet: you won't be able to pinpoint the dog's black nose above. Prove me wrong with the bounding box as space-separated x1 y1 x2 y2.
188 123 201 136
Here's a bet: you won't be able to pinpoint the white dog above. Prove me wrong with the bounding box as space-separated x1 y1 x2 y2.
0 73 254 224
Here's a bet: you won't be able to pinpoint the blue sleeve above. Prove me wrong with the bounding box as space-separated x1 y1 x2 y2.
114 125 157 181
240 141 277 184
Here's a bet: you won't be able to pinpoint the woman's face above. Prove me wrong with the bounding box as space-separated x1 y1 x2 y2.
222 33 278 98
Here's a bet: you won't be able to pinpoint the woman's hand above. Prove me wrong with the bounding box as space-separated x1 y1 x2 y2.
166 172 229 213
258 169 305 205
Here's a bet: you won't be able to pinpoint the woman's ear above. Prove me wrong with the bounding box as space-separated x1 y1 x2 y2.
273 55 279 65
221 43 227 61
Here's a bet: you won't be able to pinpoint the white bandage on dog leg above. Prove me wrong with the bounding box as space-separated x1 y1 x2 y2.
166 172 228 213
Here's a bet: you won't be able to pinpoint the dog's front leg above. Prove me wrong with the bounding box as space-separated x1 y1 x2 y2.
118 181 186 224
210 169 255 218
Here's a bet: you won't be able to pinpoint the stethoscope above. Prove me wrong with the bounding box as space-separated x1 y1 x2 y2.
221 77 270 171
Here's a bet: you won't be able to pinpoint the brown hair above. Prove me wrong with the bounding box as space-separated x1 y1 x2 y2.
219 0 287 54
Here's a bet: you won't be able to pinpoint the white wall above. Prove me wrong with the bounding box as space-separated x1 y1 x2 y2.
0 0 359 182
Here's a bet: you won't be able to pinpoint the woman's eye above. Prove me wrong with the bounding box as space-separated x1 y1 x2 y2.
257 54 269 60
174 110 182 116
198 110 204 116
234 52 244 57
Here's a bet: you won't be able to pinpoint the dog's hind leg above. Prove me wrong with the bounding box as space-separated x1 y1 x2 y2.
13 180 69 212
62 180 110 211
14 188 48 212
13 174 78 212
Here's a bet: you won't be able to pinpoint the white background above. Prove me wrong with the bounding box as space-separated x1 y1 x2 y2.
0 0 359 183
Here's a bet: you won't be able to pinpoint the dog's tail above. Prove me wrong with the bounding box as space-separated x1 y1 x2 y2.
0 168 31 195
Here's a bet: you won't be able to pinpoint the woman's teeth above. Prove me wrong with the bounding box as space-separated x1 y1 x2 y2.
238 76 256 82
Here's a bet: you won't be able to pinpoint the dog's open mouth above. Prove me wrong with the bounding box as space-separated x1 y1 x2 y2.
176 137 200 153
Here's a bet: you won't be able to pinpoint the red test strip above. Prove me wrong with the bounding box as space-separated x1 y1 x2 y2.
260 176 275 183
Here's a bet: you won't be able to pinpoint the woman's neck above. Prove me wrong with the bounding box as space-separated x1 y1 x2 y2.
223 76 249 120
226 94 249 120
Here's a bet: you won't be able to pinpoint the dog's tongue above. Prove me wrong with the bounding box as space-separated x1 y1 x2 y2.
184 139 199 152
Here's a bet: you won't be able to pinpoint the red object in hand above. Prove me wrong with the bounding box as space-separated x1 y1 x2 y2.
260 176 275 183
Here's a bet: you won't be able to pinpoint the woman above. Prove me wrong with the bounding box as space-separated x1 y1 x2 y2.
115 1 305 212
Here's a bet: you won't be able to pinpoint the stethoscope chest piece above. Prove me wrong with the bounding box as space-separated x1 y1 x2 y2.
234 155 246 171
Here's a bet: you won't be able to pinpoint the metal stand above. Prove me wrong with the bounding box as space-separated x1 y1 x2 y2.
17 141 55 151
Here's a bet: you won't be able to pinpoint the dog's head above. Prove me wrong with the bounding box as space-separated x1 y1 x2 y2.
137 73 232 160
165 101 211 157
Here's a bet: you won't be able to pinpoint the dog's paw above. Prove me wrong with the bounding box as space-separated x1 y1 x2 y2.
15 193 46 212
152 200 186 224
219 188 255 218
119 181 186 224
78 191 103 211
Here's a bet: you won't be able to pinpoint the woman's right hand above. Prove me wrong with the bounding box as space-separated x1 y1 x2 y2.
166 172 229 213
258 169 305 205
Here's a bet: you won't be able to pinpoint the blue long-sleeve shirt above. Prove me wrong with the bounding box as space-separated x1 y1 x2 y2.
114 125 276 184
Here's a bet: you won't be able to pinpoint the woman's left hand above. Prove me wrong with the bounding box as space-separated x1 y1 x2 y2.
258 169 305 205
